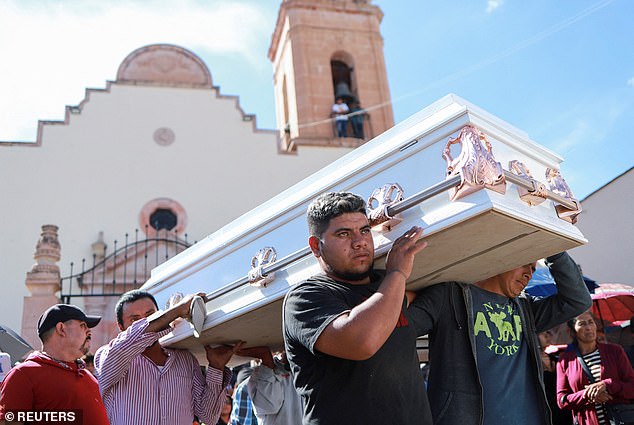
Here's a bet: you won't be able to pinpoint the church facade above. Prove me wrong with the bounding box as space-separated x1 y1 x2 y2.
0 0 394 351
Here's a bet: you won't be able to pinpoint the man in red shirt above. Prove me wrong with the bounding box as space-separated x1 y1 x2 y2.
0 304 109 424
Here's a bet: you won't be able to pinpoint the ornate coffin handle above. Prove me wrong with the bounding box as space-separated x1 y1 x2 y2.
508 160 548 206
545 168 582 224
367 183 405 227
166 292 184 310
164 292 188 327
442 124 506 201
248 246 277 287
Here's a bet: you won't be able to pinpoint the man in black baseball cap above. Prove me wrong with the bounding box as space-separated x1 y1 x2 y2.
37 304 101 339
0 304 109 423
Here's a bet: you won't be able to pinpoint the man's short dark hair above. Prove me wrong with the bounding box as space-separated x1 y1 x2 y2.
115 290 159 328
307 192 366 238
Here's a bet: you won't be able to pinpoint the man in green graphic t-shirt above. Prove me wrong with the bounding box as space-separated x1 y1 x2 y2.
409 254 592 425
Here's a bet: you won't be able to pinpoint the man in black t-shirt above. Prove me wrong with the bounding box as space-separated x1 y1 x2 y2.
283 191 433 425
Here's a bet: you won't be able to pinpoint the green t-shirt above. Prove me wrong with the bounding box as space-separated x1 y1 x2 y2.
470 285 544 425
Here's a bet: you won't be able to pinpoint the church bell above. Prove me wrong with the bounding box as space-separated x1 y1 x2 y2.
334 82 355 103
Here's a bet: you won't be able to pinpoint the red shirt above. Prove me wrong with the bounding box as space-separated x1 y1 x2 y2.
0 351 110 425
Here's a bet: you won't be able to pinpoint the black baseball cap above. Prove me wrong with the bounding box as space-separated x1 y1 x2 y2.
37 304 101 337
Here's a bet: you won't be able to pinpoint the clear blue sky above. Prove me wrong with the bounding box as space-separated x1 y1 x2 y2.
1 0 632 199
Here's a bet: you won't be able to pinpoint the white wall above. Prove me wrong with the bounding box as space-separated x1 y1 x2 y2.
0 81 352 335
570 168 634 284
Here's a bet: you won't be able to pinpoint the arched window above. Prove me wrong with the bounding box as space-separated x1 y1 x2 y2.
330 52 356 103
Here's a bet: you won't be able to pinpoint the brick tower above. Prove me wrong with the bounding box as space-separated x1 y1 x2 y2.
269 0 394 152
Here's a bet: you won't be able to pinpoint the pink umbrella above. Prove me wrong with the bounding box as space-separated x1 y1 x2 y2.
591 291 634 327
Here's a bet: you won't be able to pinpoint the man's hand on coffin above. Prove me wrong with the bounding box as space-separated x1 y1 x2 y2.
145 292 207 332
205 341 246 371
385 226 428 281
235 346 275 369
172 292 207 319
314 227 427 361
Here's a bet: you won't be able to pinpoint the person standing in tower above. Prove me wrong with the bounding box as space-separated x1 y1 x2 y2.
331 97 349 138
348 101 366 139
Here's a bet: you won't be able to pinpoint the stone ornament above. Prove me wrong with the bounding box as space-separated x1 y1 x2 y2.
153 127 175 146
117 44 212 88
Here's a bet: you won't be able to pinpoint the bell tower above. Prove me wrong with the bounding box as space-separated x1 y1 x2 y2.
269 0 394 152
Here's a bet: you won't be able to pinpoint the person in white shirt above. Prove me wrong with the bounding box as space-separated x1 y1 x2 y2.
331 97 349 137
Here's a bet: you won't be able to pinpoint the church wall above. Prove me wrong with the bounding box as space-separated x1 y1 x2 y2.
0 79 352 340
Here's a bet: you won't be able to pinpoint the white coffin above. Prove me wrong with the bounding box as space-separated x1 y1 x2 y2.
141 94 586 359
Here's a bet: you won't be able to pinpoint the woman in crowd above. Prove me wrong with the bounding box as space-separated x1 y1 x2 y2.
557 311 634 425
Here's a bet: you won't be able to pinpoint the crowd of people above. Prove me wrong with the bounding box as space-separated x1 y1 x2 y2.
1 190 633 425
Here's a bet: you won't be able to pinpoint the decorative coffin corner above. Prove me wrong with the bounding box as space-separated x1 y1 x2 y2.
141 94 587 361
546 168 582 224
443 124 506 201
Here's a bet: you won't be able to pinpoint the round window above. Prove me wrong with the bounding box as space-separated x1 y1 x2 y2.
149 208 177 231
139 198 187 236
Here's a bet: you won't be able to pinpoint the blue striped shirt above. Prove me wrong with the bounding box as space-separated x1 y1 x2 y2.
230 378 258 425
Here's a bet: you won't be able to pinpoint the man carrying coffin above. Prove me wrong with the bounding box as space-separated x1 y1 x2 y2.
283 192 433 424
409 252 592 425
96 290 243 425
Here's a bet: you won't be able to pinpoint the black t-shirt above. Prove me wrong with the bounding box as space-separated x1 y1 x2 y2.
283 271 432 425
470 285 544 425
